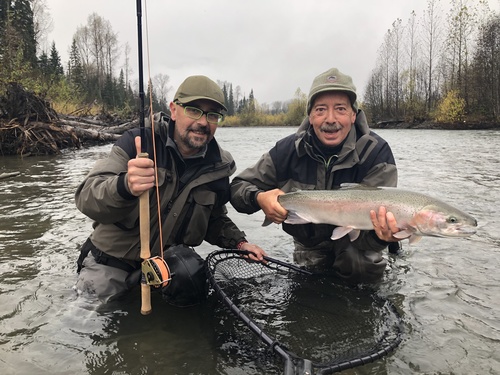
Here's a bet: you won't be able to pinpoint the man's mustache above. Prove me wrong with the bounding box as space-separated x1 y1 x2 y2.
188 125 210 135
320 124 342 132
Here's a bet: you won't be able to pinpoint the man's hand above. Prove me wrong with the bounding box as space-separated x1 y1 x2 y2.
127 136 155 196
370 206 409 242
256 188 288 224
239 242 267 262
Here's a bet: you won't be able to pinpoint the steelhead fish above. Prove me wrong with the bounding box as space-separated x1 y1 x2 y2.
273 186 477 244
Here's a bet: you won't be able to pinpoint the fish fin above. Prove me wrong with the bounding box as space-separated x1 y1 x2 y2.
338 183 378 190
408 235 422 244
393 230 421 245
331 226 355 241
284 211 312 225
262 217 273 227
393 229 413 240
348 229 361 242
338 182 361 188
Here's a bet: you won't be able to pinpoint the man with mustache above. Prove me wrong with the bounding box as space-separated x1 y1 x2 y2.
230 67 401 284
75 75 266 306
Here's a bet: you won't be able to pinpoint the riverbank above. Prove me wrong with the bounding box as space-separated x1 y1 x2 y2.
371 120 500 130
2 116 500 156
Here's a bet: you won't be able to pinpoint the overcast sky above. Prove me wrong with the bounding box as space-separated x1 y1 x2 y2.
46 0 500 105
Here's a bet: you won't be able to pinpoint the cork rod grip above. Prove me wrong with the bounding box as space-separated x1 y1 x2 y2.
139 188 150 260
138 153 152 315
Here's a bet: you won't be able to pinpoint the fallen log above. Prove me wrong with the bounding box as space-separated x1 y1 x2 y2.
58 117 139 135
0 171 20 180
59 124 119 143
104 119 139 134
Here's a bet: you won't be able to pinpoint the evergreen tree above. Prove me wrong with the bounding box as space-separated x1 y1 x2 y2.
228 84 235 115
145 80 160 114
11 0 37 66
0 1 23 84
238 96 247 114
67 38 84 90
38 50 49 75
49 41 64 76
102 73 115 109
0 0 9 38
116 69 126 108
222 83 228 111
248 89 256 113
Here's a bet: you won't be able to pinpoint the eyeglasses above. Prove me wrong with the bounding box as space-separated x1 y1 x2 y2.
176 102 224 124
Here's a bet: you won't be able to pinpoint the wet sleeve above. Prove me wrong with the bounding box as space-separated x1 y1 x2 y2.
361 142 398 188
230 151 278 214
75 138 139 224
204 204 247 248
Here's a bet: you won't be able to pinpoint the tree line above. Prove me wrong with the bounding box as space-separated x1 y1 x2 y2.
1 0 499 129
0 0 305 127
363 0 500 125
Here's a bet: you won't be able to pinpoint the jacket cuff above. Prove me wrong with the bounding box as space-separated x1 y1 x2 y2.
117 173 137 200
250 190 263 210
228 237 247 249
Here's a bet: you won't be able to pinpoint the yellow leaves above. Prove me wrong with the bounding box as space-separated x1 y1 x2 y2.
434 90 466 123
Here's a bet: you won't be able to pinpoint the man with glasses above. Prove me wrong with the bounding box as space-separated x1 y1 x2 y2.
75 75 266 306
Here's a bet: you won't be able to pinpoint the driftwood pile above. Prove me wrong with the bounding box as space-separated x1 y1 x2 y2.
0 83 138 156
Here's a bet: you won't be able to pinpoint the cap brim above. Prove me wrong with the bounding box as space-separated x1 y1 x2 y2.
176 95 228 112
308 88 357 114
312 87 357 104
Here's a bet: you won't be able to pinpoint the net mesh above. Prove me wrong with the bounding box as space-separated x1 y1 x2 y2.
206 249 403 375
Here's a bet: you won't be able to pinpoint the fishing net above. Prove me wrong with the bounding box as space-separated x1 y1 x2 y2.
206 249 403 375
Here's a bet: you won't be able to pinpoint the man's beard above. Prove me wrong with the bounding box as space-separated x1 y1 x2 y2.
180 125 210 151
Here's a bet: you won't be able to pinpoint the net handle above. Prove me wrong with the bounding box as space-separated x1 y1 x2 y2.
206 251 299 373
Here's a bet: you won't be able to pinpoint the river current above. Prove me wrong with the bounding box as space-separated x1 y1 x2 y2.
0 127 499 374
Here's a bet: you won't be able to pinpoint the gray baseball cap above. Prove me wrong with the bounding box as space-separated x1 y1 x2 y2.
174 75 227 111
306 67 358 114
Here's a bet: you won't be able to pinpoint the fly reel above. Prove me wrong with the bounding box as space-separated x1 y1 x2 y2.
141 256 171 287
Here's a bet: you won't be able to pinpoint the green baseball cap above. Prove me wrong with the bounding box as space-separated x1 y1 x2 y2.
306 67 358 114
174 75 227 111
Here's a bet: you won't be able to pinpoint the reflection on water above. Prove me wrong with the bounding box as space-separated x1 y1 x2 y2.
1 129 499 374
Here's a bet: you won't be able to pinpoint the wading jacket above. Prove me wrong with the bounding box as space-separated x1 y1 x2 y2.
230 109 397 251
76 113 246 262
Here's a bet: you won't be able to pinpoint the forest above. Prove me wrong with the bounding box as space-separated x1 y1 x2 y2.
1 0 500 155
363 0 500 126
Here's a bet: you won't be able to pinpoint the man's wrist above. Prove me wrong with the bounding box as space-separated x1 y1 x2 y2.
250 190 262 210
236 240 248 249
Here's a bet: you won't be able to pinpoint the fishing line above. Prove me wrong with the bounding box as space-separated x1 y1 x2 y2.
137 0 170 315
143 0 164 257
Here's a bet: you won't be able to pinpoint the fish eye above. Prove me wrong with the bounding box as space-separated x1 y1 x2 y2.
448 216 458 223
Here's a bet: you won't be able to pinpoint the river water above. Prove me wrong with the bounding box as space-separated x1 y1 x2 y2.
0 127 499 375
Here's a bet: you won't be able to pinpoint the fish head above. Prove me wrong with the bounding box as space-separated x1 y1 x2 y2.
413 204 478 238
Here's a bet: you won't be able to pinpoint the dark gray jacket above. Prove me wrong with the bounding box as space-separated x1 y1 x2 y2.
230 109 397 251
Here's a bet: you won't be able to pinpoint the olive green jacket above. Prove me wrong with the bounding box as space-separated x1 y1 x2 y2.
76 113 246 262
